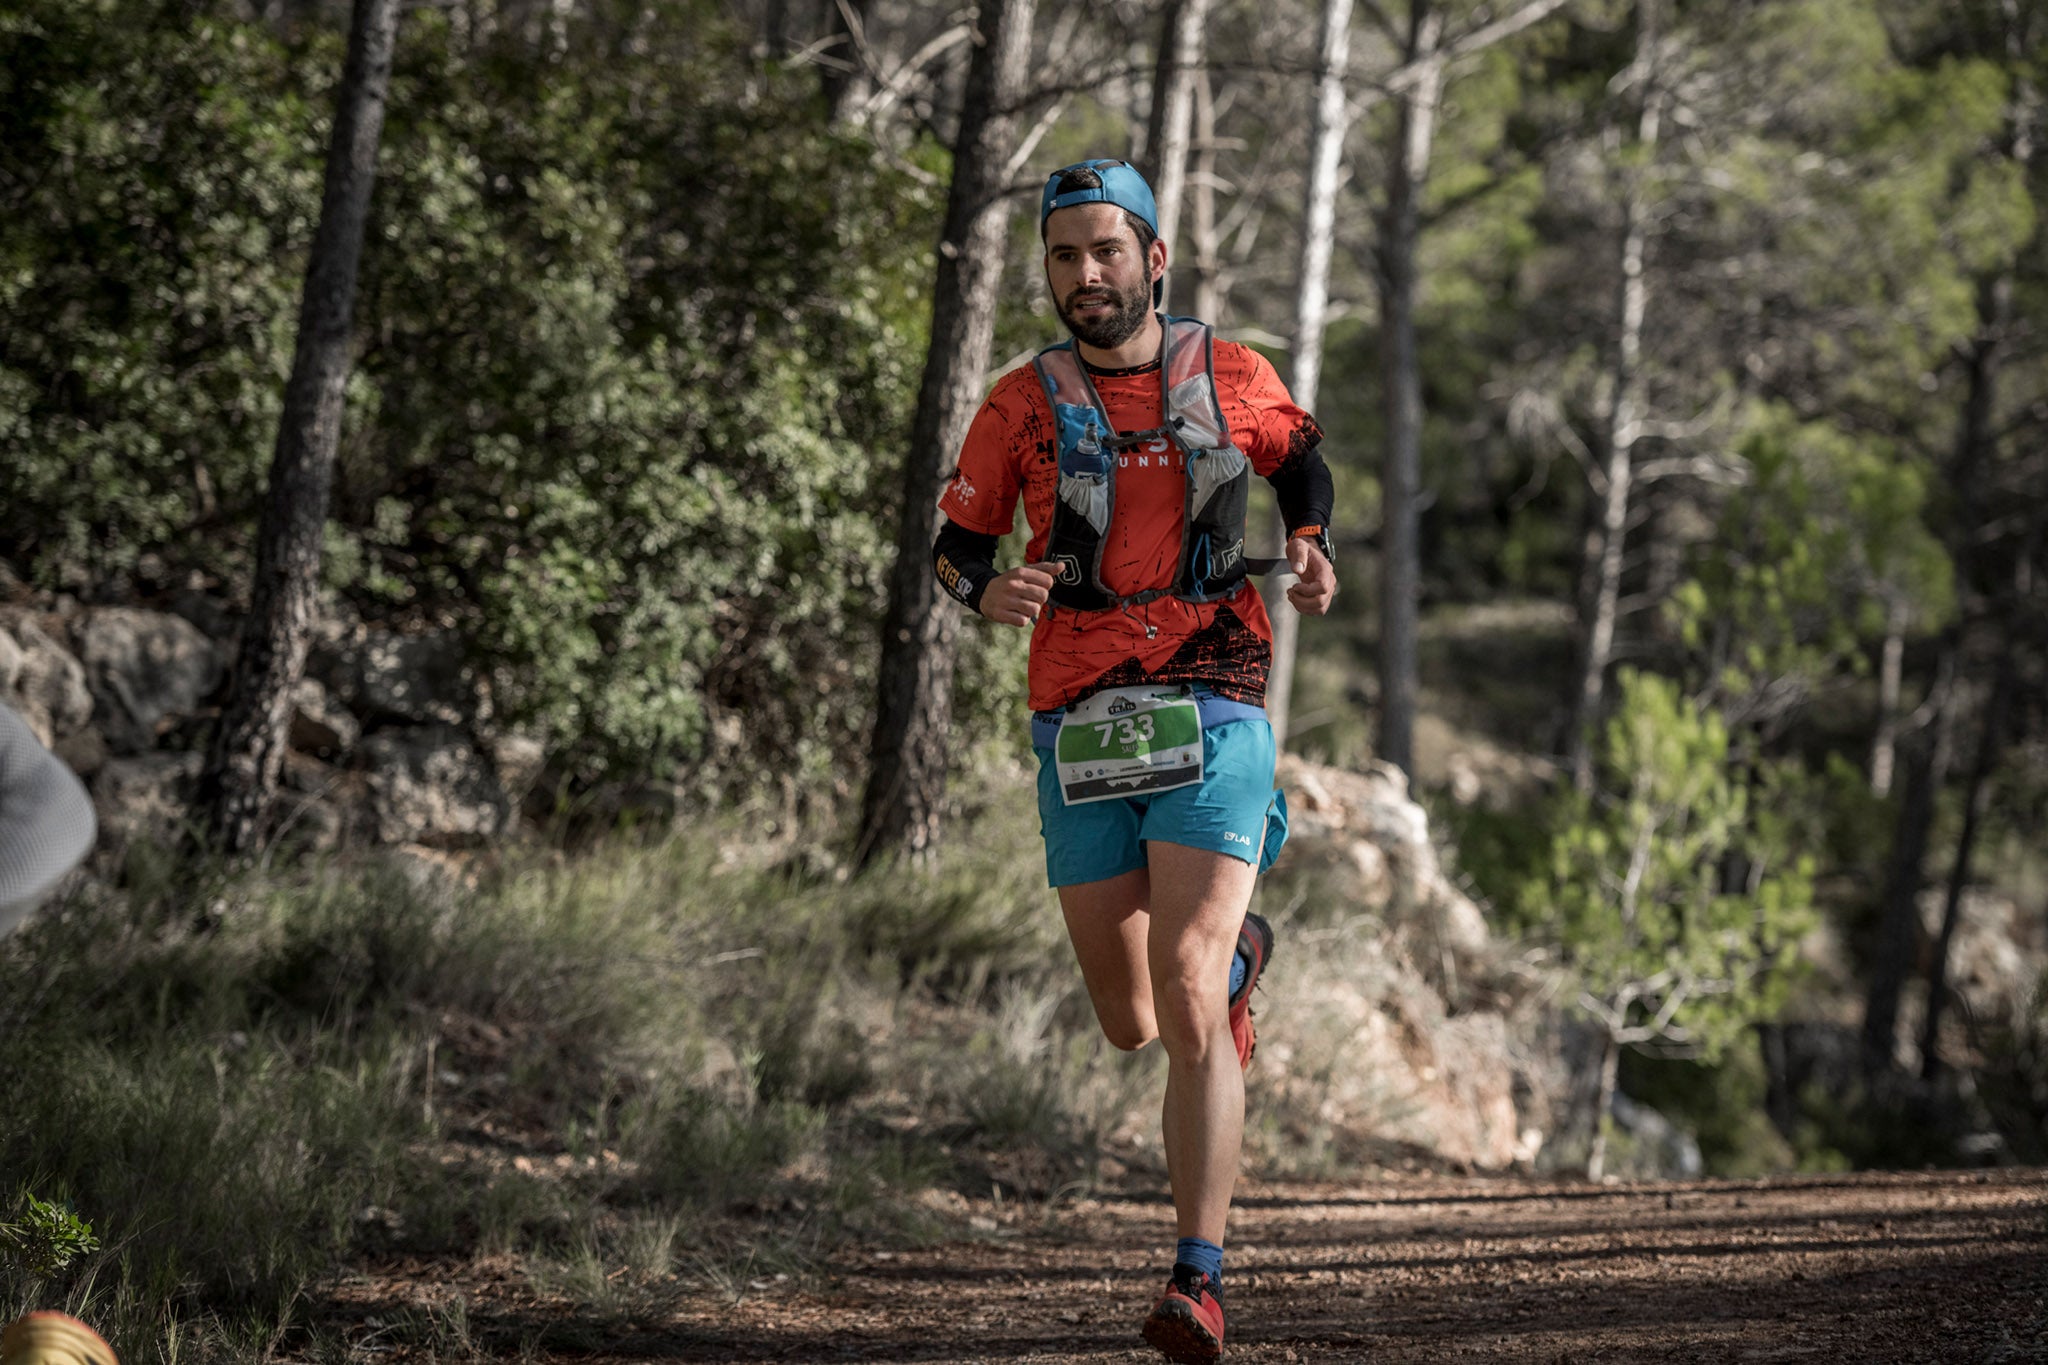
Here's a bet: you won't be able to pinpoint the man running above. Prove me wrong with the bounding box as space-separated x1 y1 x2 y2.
931 159 1336 1363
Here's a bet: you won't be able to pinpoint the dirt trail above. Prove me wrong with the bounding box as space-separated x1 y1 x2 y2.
333 1168 2047 1363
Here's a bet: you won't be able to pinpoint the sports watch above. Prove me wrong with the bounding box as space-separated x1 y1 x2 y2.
1289 524 1335 568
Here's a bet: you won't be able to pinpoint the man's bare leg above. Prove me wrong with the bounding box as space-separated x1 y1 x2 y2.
1057 867 1159 1052
1144 840 1257 1243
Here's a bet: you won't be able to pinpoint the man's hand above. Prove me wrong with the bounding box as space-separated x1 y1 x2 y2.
981 561 1060 627
1285 536 1336 615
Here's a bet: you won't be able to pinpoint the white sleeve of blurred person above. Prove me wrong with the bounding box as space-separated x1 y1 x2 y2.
0 701 97 935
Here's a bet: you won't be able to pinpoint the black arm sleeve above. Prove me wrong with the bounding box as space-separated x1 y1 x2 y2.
1265 443 1335 538
933 518 1000 615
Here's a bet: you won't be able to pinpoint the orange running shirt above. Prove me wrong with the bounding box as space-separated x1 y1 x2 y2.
938 338 1323 714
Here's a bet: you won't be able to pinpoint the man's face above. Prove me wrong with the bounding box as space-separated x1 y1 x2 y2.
1043 203 1162 351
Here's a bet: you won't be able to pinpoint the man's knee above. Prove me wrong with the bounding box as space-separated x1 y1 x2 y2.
1100 1018 1159 1052
1150 978 1228 1056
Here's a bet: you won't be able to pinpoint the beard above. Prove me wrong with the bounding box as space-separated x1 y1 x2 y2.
1056 276 1153 350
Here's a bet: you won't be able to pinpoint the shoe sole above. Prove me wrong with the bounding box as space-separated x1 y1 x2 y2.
1230 911 1275 1069
1141 1300 1223 1363
1232 912 1274 1006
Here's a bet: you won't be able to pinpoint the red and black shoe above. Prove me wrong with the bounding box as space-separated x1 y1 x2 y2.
1228 911 1274 1071
1141 1263 1226 1362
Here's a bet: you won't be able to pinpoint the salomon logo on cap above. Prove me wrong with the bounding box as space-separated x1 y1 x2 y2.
1041 159 1159 236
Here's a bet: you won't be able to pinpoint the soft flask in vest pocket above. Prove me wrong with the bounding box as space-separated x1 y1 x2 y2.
1033 315 1252 612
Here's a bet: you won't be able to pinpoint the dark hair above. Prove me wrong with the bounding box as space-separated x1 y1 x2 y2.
1042 166 1159 252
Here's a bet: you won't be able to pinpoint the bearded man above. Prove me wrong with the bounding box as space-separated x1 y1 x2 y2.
931 158 1336 1363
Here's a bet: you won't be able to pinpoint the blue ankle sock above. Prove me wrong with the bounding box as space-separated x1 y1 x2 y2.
1175 1235 1224 1283
1228 945 1247 999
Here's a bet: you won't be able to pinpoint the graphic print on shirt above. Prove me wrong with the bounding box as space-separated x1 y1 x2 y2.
938 340 1322 713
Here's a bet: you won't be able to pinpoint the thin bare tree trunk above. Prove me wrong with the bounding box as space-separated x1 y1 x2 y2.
1263 0 1352 746
820 0 874 124
1190 64 1223 324
1141 0 1210 300
203 0 400 853
1587 1029 1620 1182
1568 0 1660 794
856 0 1036 867
1373 0 1442 778
1870 595 1907 796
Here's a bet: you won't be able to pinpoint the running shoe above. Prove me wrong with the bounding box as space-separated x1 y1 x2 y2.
1228 911 1274 1070
0 1313 118 1365
1141 1262 1225 1362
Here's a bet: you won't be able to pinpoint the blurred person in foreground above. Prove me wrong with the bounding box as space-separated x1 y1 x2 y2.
0 700 113 1365
931 159 1336 1362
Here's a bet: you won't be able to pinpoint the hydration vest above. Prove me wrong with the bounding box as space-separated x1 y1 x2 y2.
1033 315 1256 614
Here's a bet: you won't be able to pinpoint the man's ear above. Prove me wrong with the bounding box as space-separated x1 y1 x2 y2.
1150 236 1170 286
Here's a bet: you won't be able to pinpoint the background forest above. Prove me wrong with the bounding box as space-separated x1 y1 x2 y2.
0 0 2044 1359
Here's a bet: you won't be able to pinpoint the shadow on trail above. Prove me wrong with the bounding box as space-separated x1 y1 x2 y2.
1231 1169 2027 1211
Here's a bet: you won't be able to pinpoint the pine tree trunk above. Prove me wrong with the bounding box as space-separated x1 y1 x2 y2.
1860 663 1954 1077
1921 643 2017 1080
856 0 1036 868
1587 1028 1620 1182
203 0 400 854
1567 0 1659 794
1261 0 1352 746
1373 1 1441 778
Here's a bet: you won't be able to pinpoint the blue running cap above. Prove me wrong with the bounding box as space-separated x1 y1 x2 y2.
1041 159 1159 236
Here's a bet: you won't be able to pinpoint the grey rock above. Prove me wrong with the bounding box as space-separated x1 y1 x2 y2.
489 732 546 804
289 676 361 757
0 616 94 747
338 630 477 726
93 751 204 848
77 608 224 755
361 724 505 846
0 627 22 694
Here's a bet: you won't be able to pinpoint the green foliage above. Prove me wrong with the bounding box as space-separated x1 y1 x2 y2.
1516 670 1817 1064
1670 404 1953 731
0 806 1121 1354
0 1193 99 1279
0 0 949 797
0 0 324 587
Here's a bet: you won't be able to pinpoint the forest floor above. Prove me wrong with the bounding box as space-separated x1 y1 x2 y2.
316 1167 2046 1363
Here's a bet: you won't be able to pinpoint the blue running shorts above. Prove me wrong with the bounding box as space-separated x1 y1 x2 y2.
1033 716 1290 888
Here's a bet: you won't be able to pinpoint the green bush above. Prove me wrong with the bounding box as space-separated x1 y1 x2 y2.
0 0 967 799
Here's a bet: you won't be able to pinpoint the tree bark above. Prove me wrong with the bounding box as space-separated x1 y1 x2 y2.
1189 64 1223 324
1141 0 1210 299
1859 661 1954 1077
1920 640 2017 1081
202 0 400 853
1263 0 1353 746
1372 0 1442 778
1567 0 1660 794
856 0 1036 868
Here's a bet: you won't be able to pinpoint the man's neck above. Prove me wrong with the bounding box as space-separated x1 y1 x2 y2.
1073 311 1164 370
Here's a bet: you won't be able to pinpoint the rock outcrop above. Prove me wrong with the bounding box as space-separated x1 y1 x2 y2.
0 597 539 854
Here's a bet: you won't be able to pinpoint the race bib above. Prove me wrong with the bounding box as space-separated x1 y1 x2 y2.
1055 687 1204 805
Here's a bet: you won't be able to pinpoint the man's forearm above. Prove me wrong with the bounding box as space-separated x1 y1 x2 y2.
1266 445 1334 540
933 519 1001 614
